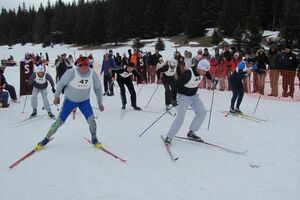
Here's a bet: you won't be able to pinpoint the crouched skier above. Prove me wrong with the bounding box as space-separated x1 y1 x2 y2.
35 56 104 150
164 59 217 144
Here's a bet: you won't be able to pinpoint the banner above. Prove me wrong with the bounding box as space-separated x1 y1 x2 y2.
20 60 34 96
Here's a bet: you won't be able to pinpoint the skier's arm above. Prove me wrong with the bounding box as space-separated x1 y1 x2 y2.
92 71 103 106
54 69 75 97
46 73 55 88
132 69 143 82
28 73 36 86
156 64 168 80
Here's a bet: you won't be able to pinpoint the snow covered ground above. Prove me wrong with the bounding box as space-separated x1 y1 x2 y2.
1 41 300 200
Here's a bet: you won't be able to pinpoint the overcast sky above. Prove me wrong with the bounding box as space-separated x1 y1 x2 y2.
0 0 75 10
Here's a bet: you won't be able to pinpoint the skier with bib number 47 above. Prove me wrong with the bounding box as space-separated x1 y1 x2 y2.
164 59 218 144
35 56 104 150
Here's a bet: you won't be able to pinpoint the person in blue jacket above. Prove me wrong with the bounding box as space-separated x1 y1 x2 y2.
229 58 256 113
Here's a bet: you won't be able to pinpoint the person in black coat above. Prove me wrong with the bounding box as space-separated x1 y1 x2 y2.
280 46 299 97
113 62 145 110
0 65 17 102
254 49 268 95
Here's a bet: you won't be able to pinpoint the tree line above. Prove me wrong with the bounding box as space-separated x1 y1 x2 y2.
0 0 299 50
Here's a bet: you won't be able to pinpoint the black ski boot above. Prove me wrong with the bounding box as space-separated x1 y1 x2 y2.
164 136 172 145
133 106 141 110
48 112 55 119
187 131 202 141
30 108 37 117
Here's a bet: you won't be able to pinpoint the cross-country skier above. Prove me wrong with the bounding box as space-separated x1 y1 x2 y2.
229 58 255 113
35 56 104 150
28 64 56 118
113 62 144 110
156 59 179 110
164 59 217 144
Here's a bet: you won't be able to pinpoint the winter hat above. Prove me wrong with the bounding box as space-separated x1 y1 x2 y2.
35 64 45 73
75 56 89 67
197 59 210 71
170 59 178 66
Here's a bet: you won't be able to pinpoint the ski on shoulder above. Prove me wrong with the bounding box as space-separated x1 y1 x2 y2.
160 135 179 161
9 137 54 169
83 137 126 163
175 136 247 155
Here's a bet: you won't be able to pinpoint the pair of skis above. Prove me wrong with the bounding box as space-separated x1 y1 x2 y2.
220 110 267 123
160 135 248 161
9 137 126 169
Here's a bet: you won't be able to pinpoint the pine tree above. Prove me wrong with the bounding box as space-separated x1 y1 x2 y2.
85 1 106 45
211 28 223 45
155 37 165 51
106 0 128 43
185 0 207 38
218 0 245 37
33 4 47 43
132 37 145 50
280 0 300 47
164 0 185 36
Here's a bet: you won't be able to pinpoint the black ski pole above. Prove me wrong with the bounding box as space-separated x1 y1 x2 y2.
137 84 145 97
253 93 262 114
145 84 159 108
207 88 215 130
139 108 172 137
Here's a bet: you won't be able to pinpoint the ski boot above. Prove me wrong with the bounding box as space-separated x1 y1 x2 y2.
164 136 172 145
133 106 141 110
187 131 202 141
35 138 49 151
92 137 102 149
30 108 37 117
229 108 236 113
235 107 242 113
48 112 55 119
121 104 126 110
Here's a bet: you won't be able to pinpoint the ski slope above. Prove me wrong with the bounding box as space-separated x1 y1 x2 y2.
1 42 300 200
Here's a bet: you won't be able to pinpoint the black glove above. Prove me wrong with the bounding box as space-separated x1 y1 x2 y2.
52 87 56 93
171 99 178 107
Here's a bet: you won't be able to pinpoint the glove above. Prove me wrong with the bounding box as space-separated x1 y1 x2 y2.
52 87 56 93
53 97 60 105
171 99 178 107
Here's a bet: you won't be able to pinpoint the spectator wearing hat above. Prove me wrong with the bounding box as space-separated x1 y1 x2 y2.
0 65 18 102
28 64 56 118
163 59 217 145
35 56 104 150
280 46 299 98
229 59 256 113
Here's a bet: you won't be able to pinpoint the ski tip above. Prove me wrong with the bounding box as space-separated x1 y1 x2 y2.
173 157 179 161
